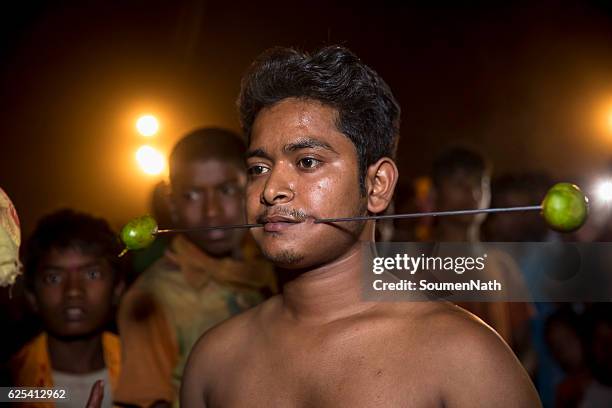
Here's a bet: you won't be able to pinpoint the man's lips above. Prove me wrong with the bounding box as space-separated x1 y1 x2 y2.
63 306 86 322
198 228 228 240
262 215 310 232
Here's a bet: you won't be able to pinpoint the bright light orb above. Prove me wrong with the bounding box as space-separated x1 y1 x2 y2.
136 115 159 137
596 180 612 203
136 145 165 175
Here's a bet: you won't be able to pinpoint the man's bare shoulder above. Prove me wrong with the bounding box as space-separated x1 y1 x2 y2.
181 295 281 406
404 301 502 342
390 301 517 370
188 294 280 368
388 301 541 407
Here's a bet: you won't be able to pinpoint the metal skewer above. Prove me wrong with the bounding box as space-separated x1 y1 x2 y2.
153 205 542 234
314 205 542 224
156 223 264 235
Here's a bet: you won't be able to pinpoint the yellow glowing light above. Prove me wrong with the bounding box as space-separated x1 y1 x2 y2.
136 115 159 137
136 145 165 175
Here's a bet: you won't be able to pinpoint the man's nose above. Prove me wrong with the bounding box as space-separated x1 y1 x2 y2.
64 270 85 298
203 191 221 219
261 164 295 205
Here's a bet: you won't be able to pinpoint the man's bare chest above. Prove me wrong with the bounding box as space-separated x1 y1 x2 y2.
207 335 440 407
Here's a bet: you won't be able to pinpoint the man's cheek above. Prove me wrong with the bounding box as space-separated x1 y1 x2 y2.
86 284 114 305
245 198 261 222
37 290 62 310
224 198 245 220
179 204 201 225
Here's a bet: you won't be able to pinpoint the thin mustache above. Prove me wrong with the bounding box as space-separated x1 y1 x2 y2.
256 208 309 224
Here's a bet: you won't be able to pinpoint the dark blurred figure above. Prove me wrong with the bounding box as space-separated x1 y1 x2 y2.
391 180 417 241
544 306 592 408
432 146 490 242
483 173 604 407
9 209 124 408
391 177 435 242
115 128 276 408
580 303 612 407
130 180 173 281
431 146 534 372
484 173 554 242
375 202 395 242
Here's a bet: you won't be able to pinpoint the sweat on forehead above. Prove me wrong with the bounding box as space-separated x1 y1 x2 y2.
169 127 246 178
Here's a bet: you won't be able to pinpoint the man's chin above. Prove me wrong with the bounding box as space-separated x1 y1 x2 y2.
196 241 235 258
47 327 103 342
262 248 307 268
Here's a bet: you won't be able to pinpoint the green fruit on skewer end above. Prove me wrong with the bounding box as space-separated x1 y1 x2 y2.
541 183 589 232
119 215 158 256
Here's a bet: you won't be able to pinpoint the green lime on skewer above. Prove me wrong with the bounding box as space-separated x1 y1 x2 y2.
541 183 589 232
119 215 158 256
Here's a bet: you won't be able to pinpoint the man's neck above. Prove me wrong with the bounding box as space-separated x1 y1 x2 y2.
47 333 105 374
281 242 376 324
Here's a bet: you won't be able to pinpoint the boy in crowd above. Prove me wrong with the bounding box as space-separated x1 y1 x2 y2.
10 209 124 408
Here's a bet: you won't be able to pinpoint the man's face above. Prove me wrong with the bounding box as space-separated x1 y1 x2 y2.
32 248 116 339
436 170 490 226
171 159 246 256
246 98 366 269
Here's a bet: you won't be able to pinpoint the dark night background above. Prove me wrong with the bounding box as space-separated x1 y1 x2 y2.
2 0 612 235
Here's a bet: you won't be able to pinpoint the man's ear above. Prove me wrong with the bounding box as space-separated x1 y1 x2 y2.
113 279 125 305
365 157 398 214
166 187 179 224
25 287 39 314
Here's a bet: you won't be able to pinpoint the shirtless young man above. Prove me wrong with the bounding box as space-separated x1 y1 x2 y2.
181 46 541 407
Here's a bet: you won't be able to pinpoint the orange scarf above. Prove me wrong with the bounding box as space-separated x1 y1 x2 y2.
9 332 121 408
165 234 277 292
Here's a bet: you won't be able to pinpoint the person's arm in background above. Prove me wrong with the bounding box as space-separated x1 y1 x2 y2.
114 286 178 408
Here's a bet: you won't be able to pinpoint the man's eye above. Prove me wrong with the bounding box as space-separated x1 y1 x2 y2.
85 269 102 280
183 191 201 201
247 165 270 176
44 273 62 285
219 184 240 196
297 157 321 169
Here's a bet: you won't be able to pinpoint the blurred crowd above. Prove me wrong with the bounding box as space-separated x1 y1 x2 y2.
1 130 611 408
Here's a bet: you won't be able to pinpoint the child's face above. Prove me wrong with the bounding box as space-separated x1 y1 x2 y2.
31 247 117 338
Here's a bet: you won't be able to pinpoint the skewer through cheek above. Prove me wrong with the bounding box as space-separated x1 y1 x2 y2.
118 182 589 255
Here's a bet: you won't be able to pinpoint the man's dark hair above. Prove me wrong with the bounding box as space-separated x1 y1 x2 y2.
238 45 401 191
169 127 246 181
23 209 123 288
432 146 490 187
